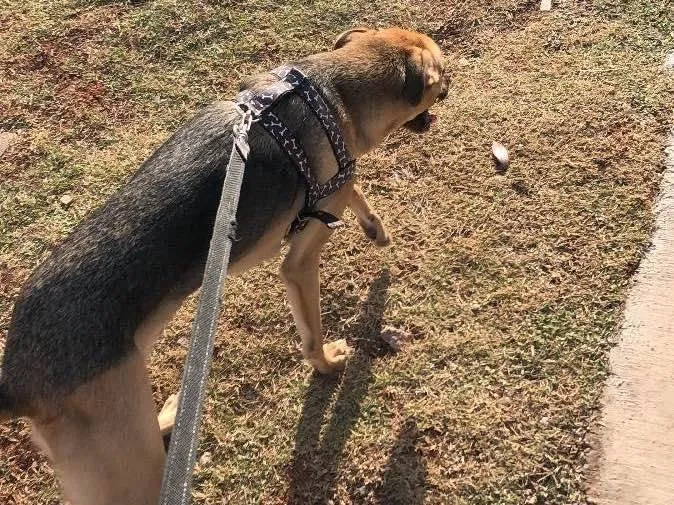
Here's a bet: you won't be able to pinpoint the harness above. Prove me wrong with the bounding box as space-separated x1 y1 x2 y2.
234 66 355 232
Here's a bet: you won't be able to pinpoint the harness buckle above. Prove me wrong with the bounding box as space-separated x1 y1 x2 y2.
292 209 346 232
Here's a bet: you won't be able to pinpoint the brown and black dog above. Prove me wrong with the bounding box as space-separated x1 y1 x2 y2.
0 27 448 504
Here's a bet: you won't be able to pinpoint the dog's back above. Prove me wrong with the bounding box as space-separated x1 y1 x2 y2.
1 100 302 414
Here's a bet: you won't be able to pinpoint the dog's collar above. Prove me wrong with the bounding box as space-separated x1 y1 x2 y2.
234 66 354 232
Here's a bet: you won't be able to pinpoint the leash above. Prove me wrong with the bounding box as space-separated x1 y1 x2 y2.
158 66 354 504
158 107 252 505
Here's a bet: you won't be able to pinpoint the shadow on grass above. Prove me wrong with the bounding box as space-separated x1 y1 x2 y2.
287 269 415 504
375 417 426 504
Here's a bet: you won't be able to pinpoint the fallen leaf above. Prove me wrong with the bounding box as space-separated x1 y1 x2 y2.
380 326 411 352
491 141 510 173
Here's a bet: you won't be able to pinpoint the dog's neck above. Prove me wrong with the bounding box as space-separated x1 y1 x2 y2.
298 51 407 157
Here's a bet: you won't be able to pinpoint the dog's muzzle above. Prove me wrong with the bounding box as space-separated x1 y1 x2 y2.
404 77 448 133
404 110 437 133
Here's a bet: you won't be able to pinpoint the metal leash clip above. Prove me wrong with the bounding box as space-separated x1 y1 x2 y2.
233 105 253 161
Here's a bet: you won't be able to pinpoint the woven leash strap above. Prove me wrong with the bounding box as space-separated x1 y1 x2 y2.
158 110 251 505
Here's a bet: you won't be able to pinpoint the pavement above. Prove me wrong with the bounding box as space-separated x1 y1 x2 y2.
588 54 674 505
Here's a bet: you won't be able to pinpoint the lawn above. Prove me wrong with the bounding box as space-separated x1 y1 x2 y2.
1 0 673 503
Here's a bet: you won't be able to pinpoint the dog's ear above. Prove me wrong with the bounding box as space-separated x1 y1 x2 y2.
333 27 370 49
403 47 442 105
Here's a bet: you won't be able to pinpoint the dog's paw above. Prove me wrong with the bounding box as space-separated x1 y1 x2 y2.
359 214 391 247
158 393 179 436
320 339 353 373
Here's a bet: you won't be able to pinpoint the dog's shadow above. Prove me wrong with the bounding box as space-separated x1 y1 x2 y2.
375 416 426 504
286 269 425 504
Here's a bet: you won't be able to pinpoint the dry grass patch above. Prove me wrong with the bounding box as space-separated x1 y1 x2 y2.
1 0 673 503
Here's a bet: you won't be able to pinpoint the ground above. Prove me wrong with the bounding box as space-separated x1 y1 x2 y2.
0 1 673 504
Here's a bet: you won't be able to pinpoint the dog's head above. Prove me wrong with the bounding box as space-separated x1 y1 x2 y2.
333 27 449 135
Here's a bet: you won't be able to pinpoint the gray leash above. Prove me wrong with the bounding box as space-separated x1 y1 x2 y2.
158 108 252 505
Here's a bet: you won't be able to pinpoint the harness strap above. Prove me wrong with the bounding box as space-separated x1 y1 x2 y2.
297 209 345 229
236 79 295 116
259 111 322 205
272 67 355 201
159 67 354 504
234 66 355 231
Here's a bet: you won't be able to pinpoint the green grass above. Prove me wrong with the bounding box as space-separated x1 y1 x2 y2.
1 0 673 503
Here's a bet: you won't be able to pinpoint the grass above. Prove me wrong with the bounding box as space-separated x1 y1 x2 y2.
1 0 673 503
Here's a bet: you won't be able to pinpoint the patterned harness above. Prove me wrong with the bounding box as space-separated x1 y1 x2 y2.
234 66 355 232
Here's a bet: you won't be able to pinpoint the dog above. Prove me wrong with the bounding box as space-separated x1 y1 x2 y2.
0 27 448 504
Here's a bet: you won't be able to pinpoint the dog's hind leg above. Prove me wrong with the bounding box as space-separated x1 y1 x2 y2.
134 295 189 438
133 276 202 437
30 350 165 505
349 185 391 247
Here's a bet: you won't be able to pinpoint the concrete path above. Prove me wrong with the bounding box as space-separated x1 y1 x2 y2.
588 55 674 505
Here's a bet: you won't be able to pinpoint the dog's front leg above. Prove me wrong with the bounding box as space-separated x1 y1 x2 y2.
349 185 391 247
281 190 354 373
